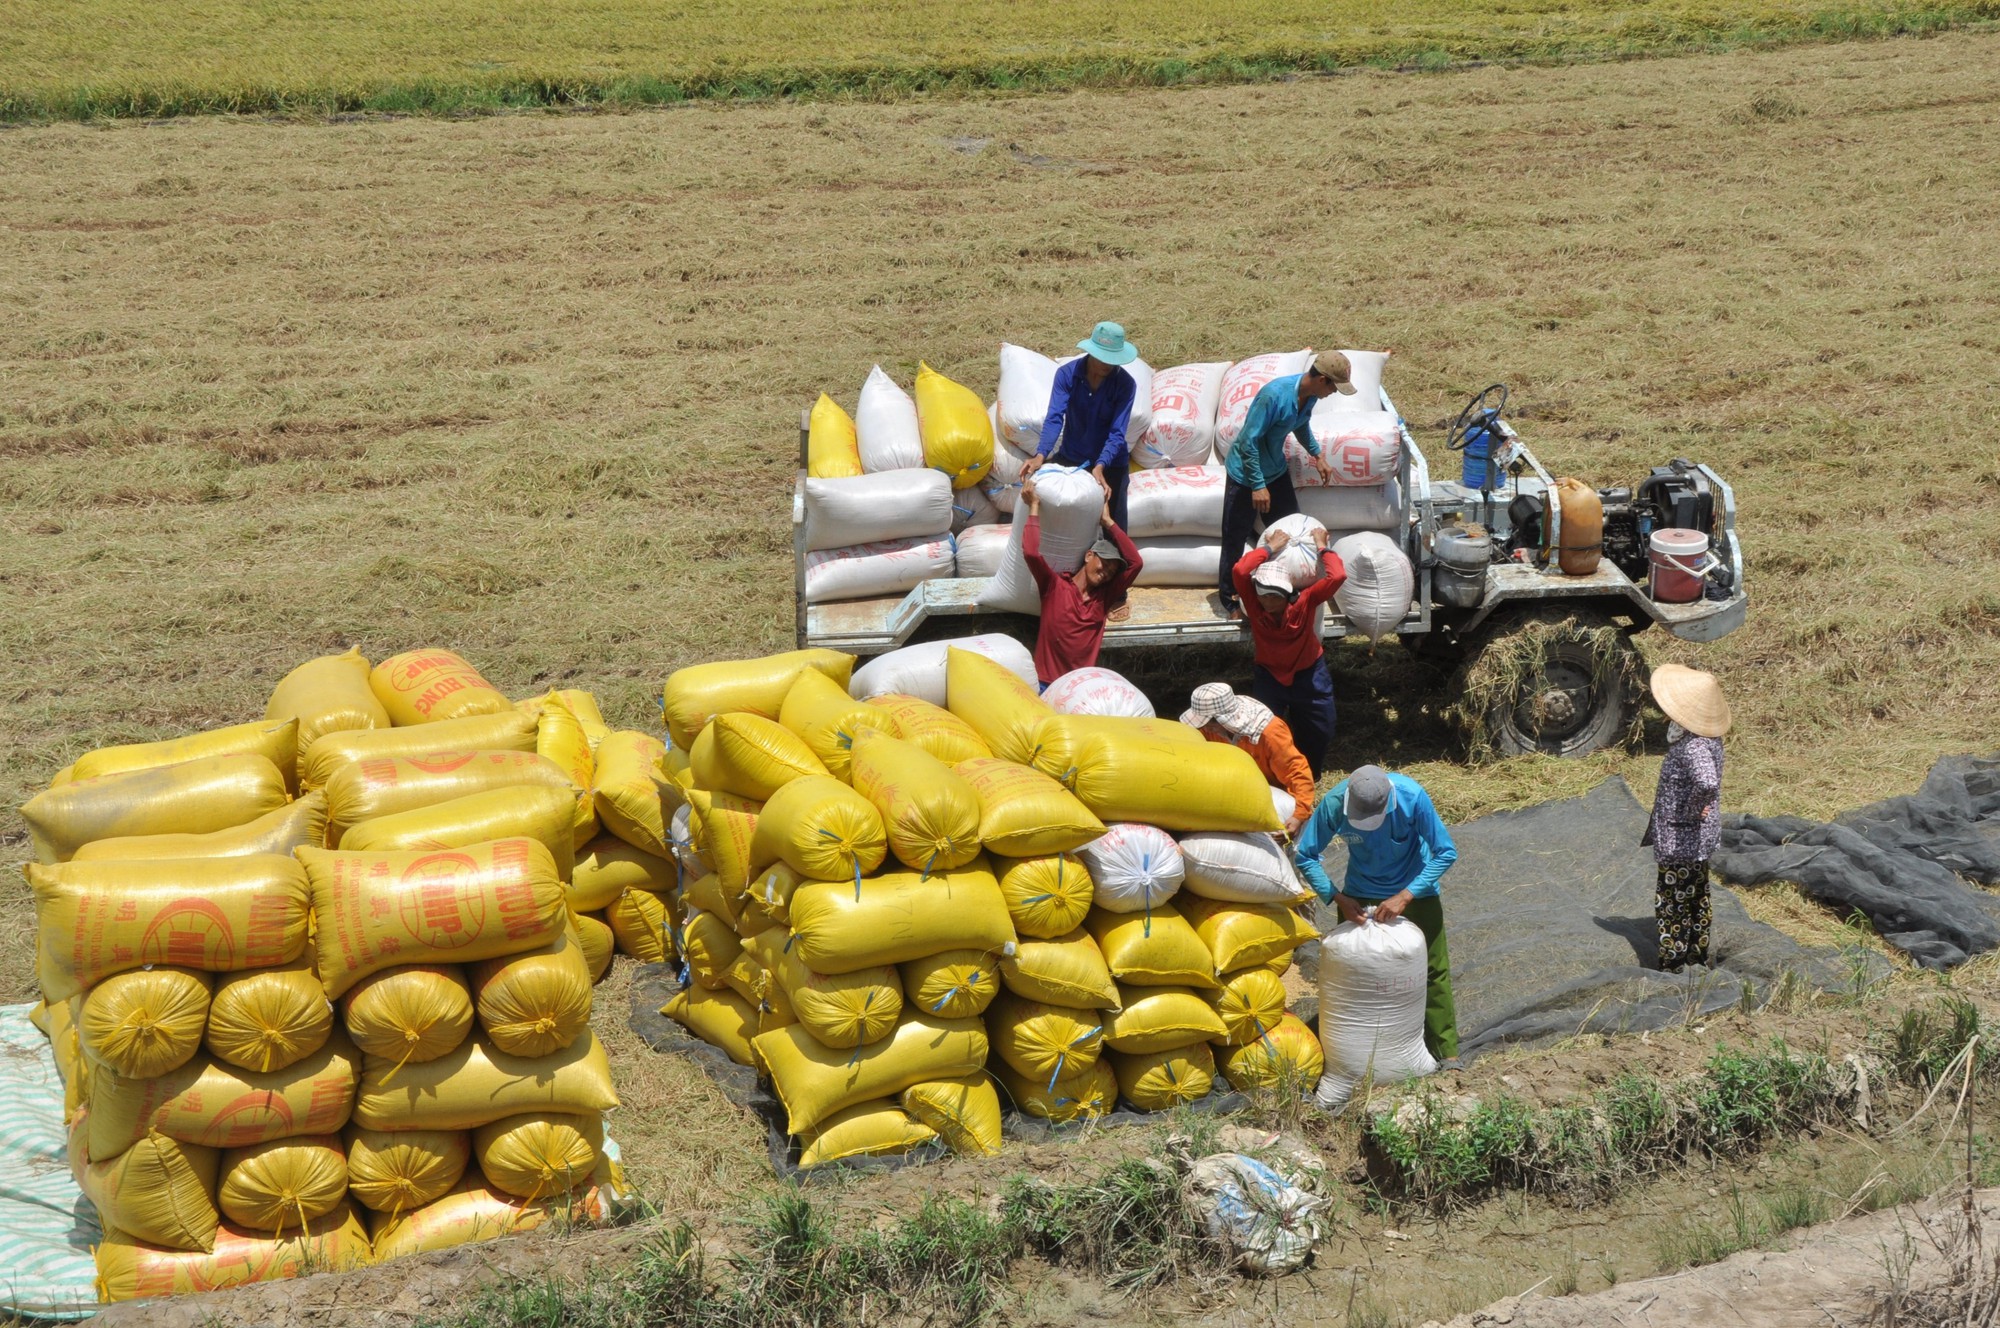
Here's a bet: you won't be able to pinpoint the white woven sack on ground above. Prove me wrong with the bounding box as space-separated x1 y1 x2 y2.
804 535 954 603
1132 538 1221 588
1289 410 1401 487
1080 823 1185 914
997 343 1059 449
1135 362 1228 469
953 524 1012 579
856 366 924 472
848 633 1037 704
1299 481 1402 534
1126 465 1225 538
1043 667 1154 719
1331 531 1415 642
804 469 954 551
1315 917 1438 1110
1321 349 1391 413
978 466 1103 615
1186 1152 1328 1276
1179 832 1307 904
951 485 1001 533
1214 350 1313 462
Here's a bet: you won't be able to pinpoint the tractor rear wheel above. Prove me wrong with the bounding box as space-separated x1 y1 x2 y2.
1450 609 1642 759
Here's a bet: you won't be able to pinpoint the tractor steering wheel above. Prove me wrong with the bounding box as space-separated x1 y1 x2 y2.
1446 383 1509 452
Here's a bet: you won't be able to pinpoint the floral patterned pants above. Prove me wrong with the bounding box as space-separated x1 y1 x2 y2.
1656 860 1712 972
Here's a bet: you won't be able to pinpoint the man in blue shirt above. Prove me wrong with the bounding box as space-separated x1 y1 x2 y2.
1022 321 1141 536
1217 351 1354 618
1294 764 1460 1065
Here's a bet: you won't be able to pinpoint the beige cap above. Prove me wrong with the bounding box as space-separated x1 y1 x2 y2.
1650 663 1731 737
1311 350 1359 395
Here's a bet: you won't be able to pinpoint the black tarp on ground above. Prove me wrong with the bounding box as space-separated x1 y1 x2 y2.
1714 753 2000 969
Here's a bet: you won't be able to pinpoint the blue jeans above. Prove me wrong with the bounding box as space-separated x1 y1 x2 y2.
1252 656 1335 780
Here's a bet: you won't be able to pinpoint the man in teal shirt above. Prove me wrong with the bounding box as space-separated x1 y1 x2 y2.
1217 351 1355 617
1293 764 1461 1065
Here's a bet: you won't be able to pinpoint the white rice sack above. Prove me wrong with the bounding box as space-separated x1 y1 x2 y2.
668 804 712 879
953 524 1012 579
951 484 1001 534
1080 823 1184 914
1271 786 1297 828
1043 667 1154 719
1136 362 1228 470
1132 538 1222 588
856 365 924 472
1322 349 1391 414
1214 350 1313 462
997 343 1059 449
1331 531 1415 642
1289 409 1402 487
977 466 1103 615
1315 917 1438 1110
983 404 1034 516
1298 481 1402 534
849 633 1037 704
1264 513 1327 549
1126 465 1225 538
803 535 954 603
804 468 954 552
1122 356 1156 444
1179 832 1307 905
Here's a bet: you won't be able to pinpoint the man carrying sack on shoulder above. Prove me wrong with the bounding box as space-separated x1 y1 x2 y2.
1020 478 1144 689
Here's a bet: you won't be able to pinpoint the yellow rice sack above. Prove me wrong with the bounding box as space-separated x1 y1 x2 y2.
342 965 474 1067
1087 905 1218 990
300 710 536 790
661 649 855 750
799 1101 937 1170
534 691 598 847
788 861 1015 974
474 1111 601 1198
994 1058 1116 1123
987 992 1106 1086
207 950 334 1074
266 646 389 752
663 984 759 1066
955 759 1104 858
1000 929 1119 1009
71 718 300 794
993 852 1095 938
94 1202 372 1303
323 750 580 845
367 1171 613 1262
87 1032 359 1161
570 835 676 913
354 1031 619 1132
901 949 1001 1019
722 953 765 1006
867 693 993 764
849 731 982 873
300 837 567 999
79 967 213 1081
345 1126 471 1215
749 776 887 886
1260 951 1293 977
607 885 672 964
688 789 761 893
1205 967 1289 1046
1065 732 1282 834
945 648 1050 765
1112 1044 1216 1111
914 362 995 488
72 793 328 863
340 784 577 882
693 714 829 802
22 754 292 865
1217 1015 1324 1092
30 853 311 1002
808 392 865 478
470 926 593 1058
901 1075 1003 1157
80 1132 221 1253
216 1134 348 1233
574 912 614 982
740 929 902 1049
755 1013 988 1135
1175 894 1316 973
682 870 741 929
1102 987 1229 1054
1026 714 1202 791
592 730 673 857
519 689 610 745
743 862 804 928
678 907 740 989
777 668 885 781
369 648 512 726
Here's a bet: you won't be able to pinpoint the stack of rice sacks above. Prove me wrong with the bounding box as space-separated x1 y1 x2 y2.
19 647 628 1303
658 646 1323 1170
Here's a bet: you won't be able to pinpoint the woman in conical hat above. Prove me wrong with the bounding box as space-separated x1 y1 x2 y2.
1643 664 1731 974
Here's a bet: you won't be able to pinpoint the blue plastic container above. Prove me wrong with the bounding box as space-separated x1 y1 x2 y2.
1460 423 1503 489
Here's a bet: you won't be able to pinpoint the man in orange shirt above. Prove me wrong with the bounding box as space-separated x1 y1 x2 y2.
1180 682 1315 835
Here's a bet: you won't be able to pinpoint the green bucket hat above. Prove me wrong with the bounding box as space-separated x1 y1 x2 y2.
1077 321 1139 367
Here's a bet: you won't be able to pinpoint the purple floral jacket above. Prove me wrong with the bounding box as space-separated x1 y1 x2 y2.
1644 735 1724 863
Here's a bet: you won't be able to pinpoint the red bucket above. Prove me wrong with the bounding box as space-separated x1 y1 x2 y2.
1648 528 1713 603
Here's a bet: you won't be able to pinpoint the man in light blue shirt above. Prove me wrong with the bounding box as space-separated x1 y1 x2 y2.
1294 763 1460 1064
1217 351 1353 617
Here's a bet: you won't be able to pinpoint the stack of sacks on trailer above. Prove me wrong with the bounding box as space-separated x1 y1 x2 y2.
19 647 627 1303
658 645 1324 1168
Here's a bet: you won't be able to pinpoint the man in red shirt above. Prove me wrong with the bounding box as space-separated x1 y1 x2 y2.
1021 478 1144 687
1233 528 1344 777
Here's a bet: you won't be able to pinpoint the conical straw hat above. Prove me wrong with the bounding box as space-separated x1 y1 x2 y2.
1649 663 1731 738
